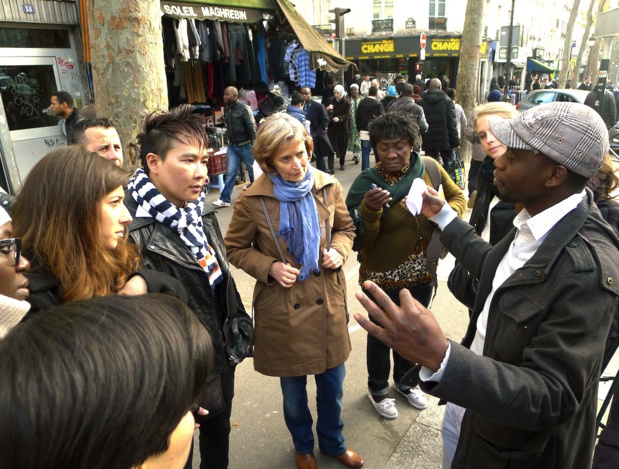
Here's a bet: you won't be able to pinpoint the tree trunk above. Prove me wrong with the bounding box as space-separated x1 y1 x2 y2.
88 0 168 169
558 0 582 88
585 0 608 80
572 0 598 83
455 0 485 165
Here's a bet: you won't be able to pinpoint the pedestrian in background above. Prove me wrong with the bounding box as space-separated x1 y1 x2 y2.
225 114 361 469
302 86 335 174
417 78 459 166
585 84 617 129
346 110 465 421
348 83 362 165
356 85 383 170
360 75 371 97
326 84 351 171
49 90 84 144
214 86 257 208
386 83 428 152
445 88 467 139
381 85 397 109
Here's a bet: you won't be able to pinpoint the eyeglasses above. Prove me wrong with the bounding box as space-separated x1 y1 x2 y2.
0 237 21 266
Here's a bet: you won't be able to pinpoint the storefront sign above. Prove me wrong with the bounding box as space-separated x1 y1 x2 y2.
345 35 461 60
22 4 35 14
160 1 270 23
361 40 395 55
428 37 460 57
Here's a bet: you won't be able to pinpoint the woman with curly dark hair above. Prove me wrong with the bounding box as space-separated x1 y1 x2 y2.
346 110 466 420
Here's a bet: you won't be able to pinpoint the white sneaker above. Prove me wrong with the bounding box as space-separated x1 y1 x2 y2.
212 199 230 207
396 385 428 410
367 388 398 419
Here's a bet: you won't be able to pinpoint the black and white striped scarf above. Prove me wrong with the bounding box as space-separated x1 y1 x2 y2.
128 168 223 289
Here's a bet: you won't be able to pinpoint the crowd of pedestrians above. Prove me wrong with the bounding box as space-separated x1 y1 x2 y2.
1 69 619 469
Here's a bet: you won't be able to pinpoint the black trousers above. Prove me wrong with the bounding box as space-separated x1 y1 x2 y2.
185 367 236 469
364 283 433 393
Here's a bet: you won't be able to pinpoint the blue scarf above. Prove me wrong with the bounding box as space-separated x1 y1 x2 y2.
268 166 320 281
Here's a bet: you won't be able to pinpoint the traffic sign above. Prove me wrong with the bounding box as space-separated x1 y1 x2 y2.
420 32 427 50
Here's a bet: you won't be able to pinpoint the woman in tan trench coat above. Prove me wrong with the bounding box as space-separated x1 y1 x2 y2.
225 114 362 469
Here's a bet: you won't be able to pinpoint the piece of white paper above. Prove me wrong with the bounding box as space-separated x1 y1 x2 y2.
406 178 427 215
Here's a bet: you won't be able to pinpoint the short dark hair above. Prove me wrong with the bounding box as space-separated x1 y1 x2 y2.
290 91 304 106
369 110 420 150
445 88 456 100
52 91 74 108
393 74 404 85
138 104 209 175
395 82 406 95
0 294 213 469
273 95 285 107
73 117 116 145
368 86 378 97
400 83 415 97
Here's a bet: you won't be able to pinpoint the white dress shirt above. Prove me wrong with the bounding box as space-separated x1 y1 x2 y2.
420 191 585 381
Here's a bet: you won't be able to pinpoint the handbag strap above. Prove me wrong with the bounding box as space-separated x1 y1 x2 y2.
323 187 331 251
259 196 287 263
422 157 443 296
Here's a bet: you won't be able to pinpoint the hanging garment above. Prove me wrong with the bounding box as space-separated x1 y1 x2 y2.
175 18 190 62
256 23 268 85
188 19 201 60
295 49 316 89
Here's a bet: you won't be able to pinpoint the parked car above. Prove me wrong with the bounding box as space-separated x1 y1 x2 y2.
517 89 590 112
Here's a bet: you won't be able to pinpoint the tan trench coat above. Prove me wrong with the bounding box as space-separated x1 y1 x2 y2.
225 170 355 377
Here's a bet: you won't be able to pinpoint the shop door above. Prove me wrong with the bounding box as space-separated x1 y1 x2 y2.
0 56 63 179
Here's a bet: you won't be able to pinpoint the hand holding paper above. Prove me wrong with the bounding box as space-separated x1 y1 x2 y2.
405 178 445 217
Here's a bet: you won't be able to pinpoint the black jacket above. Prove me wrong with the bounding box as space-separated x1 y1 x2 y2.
469 156 517 244
419 192 619 469
224 99 256 146
25 257 186 316
356 96 383 132
417 89 459 151
64 108 84 145
304 99 333 158
585 89 617 128
125 195 248 376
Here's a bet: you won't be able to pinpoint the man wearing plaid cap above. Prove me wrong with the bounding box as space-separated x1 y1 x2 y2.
355 102 619 468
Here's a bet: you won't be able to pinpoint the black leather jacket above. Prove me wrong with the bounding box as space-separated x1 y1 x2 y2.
125 195 249 376
224 99 256 146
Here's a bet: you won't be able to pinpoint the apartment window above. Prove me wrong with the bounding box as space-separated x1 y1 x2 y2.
373 0 393 19
429 0 446 30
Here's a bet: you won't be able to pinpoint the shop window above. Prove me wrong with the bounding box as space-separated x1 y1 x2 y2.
429 0 446 30
1 65 59 131
0 28 70 49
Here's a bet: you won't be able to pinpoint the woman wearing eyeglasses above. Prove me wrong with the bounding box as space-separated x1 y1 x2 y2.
0 204 31 338
11 146 185 315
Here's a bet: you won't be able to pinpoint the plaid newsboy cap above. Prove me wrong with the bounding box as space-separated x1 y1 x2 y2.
489 102 609 178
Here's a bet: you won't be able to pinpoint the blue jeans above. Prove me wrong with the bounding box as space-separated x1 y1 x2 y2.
220 143 254 203
361 140 372 170
280 364 346 456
